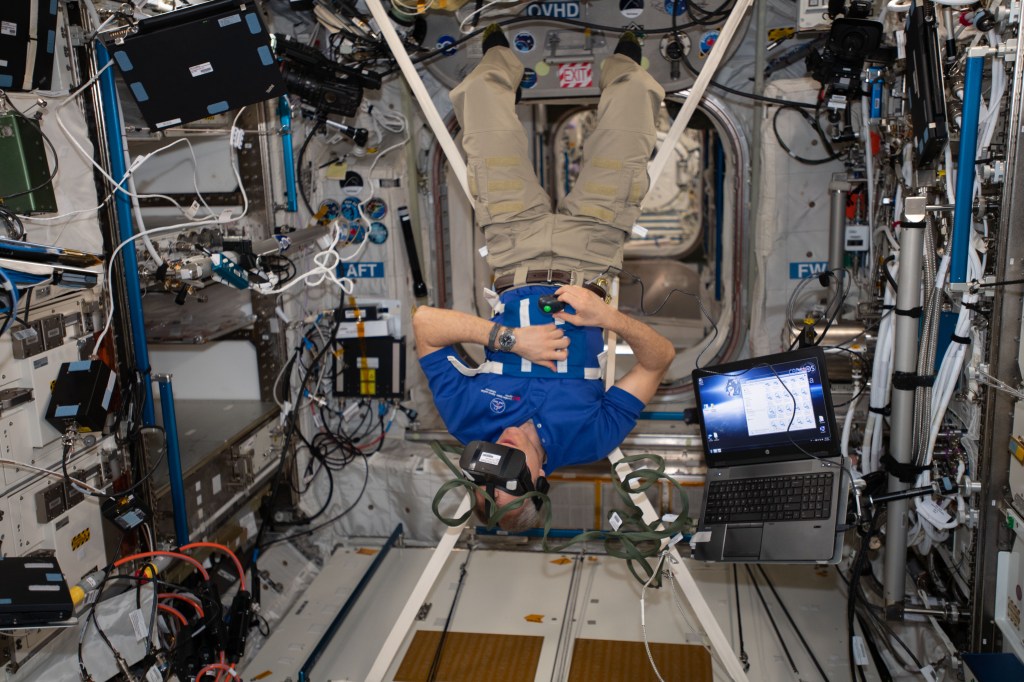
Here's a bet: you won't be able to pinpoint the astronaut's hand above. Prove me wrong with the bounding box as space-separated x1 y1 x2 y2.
552 285 611 328
512 324 570 372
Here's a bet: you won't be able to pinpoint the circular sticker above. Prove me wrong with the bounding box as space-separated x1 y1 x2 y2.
319 199 341 221
664 0 687 15
489 398 506 414
340 197 361 221
699 30 719 58
514 31 536 53
436 35 457 57
621 0 645 19
346 222 365 243
364 197 388 220
534 61 551 77
368 221 389 244
340 170 364 196
521 68 538 89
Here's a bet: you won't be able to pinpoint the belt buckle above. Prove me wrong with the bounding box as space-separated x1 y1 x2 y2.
544 268 554 285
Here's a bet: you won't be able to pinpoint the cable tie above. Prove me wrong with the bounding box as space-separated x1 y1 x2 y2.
880 453 929 484
868 404 891 416
894 306 923 318
950 333 971 345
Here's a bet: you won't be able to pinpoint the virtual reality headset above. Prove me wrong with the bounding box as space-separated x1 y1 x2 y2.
459 440 549 510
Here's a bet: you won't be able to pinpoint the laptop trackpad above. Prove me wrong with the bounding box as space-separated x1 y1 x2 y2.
723 526 763 559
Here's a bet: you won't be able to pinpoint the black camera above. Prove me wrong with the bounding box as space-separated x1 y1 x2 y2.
807 18 884 101
274 34 381 117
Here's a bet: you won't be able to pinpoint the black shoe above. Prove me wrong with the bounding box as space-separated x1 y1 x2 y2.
482 23 509 53
614 31 642 65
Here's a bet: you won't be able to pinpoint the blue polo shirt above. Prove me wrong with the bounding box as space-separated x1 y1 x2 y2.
419 287 645 471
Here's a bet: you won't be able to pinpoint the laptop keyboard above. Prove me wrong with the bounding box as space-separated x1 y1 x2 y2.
704 472 834 524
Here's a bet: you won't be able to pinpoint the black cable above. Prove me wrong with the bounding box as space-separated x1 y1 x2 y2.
815 270 851 348
855 612 893 682
254 315 342 551
611 266 720 368
670 0 819 111
296 117 327 216
732 565 750 672
772 105 841 165
847 517 877 682
62 424 167 500
0 205 25 239
259 451 370 549
973 276 1024 288
21 286 32 324
78 533 128 681
746 564 799 676
756 565 829 682
833 382 867 409
426 548 473 682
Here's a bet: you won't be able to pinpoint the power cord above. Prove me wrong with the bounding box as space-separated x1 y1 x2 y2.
608 266 720 369
772 105 841 165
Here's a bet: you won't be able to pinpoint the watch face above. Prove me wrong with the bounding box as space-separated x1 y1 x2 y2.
498 329 516 351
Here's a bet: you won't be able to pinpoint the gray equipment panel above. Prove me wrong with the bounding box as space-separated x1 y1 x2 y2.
422 0 747 97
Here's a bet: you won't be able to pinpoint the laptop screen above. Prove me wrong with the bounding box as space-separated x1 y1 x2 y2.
692 347 838 462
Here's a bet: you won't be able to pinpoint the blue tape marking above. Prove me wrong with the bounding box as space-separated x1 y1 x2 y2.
46 573 62 582
341 262 385 279
54 405 79 418
113 51 133 72
130 82 149 102
245 13 262 34
0 75 12 88
47 30 55 54
68 360 91 372
257 45 273 66
207 101 229 115
0 599 10 605
50 0 58 14
788 261 829 279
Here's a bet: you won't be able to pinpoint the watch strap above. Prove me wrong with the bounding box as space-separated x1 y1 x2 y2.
487 322 502 351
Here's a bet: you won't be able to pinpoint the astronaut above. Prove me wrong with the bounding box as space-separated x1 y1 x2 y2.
413 28 675 530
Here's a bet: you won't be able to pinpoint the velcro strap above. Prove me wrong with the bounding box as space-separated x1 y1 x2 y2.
892 371 936 391
950 333 971 345
881 453 929 484
901 220 927 229
895 306 923 318
963 301 983 312
868 404 891 416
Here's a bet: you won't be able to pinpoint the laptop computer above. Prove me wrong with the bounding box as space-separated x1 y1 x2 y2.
690 346 848 563
106 0 285 131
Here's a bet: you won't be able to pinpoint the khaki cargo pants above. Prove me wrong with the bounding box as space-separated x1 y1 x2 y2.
450 47 665 286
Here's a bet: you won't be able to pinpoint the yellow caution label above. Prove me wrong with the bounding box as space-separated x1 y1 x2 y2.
550 557 572 565
71 527 91 551
356 547 379 556
768 27 796 42
524 614 544 623
360 368 376 395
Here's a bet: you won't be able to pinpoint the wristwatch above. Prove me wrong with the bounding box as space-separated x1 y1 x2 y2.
496 326 517 353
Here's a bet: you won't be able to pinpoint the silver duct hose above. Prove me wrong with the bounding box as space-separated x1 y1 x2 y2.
913 218 941 461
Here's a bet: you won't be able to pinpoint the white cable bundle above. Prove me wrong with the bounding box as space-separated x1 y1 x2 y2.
861 259 896 474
